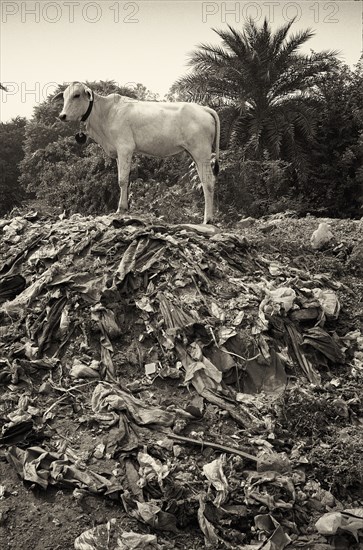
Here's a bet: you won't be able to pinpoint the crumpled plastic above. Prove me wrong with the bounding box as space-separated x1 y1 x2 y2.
302 327 345 363
311 222 334 250
312 288 340 320
91 382 175 427
6 446 121 495
265 287 296 314
74 520 160 550
131 501 178 533
202 454 229 507
0 274 26 301
315 509 363 540
197 495 220 547
116 237 166 283
70 358 100 379
244 470 295 510
138 450 171 488
254 514 291 549
0 263 62 316
2 217 29 242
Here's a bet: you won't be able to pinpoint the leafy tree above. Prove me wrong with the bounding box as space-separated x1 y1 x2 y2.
133 83 159 101
0 117 26 215
175 18 336 168
307 61 363 216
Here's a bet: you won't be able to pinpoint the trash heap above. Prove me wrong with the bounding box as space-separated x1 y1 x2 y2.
0 212 362 549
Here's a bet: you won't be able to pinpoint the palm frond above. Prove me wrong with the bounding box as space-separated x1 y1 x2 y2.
218 105 241 148
274 28 316 73
212 25 249 60
270 19 295 55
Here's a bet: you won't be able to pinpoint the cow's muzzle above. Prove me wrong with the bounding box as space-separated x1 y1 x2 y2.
59 114 67 121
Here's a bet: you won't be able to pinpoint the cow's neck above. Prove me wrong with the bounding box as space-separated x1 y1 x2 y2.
84 93 112 147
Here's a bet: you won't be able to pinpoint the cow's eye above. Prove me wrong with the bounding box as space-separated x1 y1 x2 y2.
74 94 80 99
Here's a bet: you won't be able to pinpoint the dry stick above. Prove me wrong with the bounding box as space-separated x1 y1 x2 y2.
43 380 98 419
166 432 258 462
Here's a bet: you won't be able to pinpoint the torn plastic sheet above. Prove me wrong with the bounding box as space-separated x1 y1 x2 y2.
71 273 109 303
6 446 122 495
27 243 60 263
0 263 63 316
259 525 291 550
202 454 229 507
244 347 287 395
91 305 121 339
137 450 171 488
74 520 160 550
158 292 199 331
312 288 340 320
35 295 68 354
244 470 295 510
197 495 221 547
302 327 345 363
0 274 26 301
116 237 166 283
285 323 321 385
91 305 121 379
91 382 175 427
176 343 264 428
255 514 292 549
131 501 178 532
184 360 223 394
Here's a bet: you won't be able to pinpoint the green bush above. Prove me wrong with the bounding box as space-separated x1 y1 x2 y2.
215 151 297 219
20 140 119 214
0 117 26 215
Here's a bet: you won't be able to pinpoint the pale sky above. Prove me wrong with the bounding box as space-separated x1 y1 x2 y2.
0 1 362 122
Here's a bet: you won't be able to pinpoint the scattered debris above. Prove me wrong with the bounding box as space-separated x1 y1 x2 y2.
0 212 362 549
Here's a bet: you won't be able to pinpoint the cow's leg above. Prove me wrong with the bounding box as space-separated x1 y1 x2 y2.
116 151 133 214
191 154 216 224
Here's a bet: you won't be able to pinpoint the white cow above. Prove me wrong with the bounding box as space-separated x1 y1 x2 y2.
53 82 220 224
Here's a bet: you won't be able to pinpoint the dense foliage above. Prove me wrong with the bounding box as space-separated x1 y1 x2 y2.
173 19 362 218
308 61 363 217
0 117 26 215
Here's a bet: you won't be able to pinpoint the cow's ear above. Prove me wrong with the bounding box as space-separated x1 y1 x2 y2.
84 86 93 101
52 91 64 103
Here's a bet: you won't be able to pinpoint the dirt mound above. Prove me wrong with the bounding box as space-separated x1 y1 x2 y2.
0 212 362 549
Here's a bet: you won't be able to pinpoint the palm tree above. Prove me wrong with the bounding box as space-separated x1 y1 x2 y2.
175 18 337 166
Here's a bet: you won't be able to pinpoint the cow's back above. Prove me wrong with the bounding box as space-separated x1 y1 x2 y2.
111 99 215 157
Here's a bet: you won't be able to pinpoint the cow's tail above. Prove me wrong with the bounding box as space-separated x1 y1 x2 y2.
204 107 220 176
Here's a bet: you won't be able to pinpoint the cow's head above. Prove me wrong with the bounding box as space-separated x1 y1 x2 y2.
53 82 93 122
